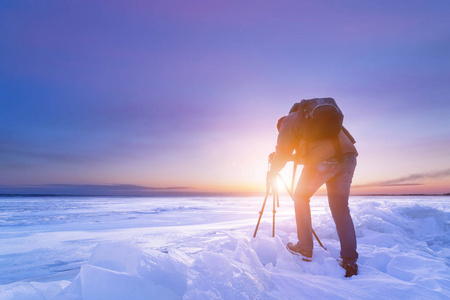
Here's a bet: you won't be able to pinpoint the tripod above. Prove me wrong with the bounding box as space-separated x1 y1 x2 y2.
252 171 279 238
253 162 326 250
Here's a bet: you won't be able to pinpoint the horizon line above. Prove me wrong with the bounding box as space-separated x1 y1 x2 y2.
1 192 449 198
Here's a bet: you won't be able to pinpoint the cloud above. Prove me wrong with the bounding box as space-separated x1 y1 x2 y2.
0 184 193 196
0 183 251 196
355 169 450 188
0 138 131 169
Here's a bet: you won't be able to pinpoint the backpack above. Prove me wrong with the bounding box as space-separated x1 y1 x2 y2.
289 98 356 161
290 97 344 141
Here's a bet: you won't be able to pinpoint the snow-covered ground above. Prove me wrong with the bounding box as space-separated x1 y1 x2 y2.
0 195 448 299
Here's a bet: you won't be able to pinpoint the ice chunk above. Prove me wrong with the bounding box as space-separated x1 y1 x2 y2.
386 254 448 282
138 248 192 295
0 283 45 300
184 240 270 299
79 264 178 300
87 242 143 275
250 235 279 267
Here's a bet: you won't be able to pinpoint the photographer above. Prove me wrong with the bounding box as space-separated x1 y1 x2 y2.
268 103 359 277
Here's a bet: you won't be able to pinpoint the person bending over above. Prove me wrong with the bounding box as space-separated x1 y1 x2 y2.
268 103 359 277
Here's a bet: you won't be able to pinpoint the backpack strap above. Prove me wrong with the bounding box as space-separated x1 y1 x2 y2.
293 100 306 140
342 126 356 144
293 100 306 157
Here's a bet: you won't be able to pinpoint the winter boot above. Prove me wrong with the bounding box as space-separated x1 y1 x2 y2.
339 260 358 277
286 242 313 262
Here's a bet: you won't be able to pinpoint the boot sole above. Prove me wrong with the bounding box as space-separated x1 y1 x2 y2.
286 246 312 262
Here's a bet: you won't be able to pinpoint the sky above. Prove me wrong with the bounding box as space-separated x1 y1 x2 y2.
1 0 449 195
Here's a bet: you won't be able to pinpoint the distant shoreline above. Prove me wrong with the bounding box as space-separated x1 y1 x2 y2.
351 193 450 197
0 193 449 198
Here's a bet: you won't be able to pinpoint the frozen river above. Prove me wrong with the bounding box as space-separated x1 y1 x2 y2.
0 195 449 299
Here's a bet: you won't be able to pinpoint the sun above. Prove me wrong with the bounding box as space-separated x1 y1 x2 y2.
273 162 299 196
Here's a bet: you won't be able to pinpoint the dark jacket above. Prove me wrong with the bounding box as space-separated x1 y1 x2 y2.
270 112 358 173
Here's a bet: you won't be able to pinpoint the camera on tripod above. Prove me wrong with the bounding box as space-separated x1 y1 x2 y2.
253 152 325 250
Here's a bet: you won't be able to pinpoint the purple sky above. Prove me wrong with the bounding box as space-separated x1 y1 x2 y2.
1 1 449 195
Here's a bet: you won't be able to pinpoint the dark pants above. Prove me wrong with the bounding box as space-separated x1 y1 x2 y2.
293 153 358 262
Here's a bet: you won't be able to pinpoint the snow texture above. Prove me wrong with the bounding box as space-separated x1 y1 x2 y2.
0 196 449 299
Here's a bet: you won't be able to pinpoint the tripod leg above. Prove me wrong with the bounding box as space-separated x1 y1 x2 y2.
272 189 277 237
253 189 270 238
291 163 297 193
278 174 327 250
312 230 326 250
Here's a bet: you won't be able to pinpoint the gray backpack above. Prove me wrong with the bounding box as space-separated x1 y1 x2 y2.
290 97 344 141
289 98 355 160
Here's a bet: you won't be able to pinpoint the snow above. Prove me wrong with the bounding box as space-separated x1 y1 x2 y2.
0 196 449 299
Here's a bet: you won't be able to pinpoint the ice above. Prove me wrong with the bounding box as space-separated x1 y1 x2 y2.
78 264 178 300
183 244 271 299
0 284 45 300
0 196 449 299
87 242 143 275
